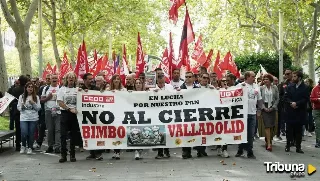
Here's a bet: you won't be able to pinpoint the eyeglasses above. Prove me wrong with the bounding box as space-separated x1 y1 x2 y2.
202 77 209 79
221 80 227 82
185 76 192 78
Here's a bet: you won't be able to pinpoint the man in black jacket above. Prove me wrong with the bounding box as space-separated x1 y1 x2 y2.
276 69 293 140
180 71 199 159
284 71 308 153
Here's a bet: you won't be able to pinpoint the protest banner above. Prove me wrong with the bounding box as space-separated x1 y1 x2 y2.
76 86 248 150
0 92 16 114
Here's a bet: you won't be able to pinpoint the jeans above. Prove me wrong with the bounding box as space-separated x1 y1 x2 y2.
305 110 314 132
238 114 256 154
20 121 37 148
312 110 320 143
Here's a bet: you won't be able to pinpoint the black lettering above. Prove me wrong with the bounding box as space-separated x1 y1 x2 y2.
173 110 183 122
122 111 137 124
149 96 158 100
99 111 115 124
198 108 214 121
183 109 197 122
231 105 244 119
82 111 98 124
137 111 151 124
215 107 230 120
159 110 172 123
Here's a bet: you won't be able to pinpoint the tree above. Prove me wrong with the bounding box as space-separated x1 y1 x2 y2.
0 0 39 75
235 52 297 77
0 17 8 93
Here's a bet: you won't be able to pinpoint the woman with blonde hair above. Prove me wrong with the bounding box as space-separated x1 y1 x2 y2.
57 72 79 163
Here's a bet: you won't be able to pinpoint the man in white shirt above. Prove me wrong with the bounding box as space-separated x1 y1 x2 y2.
170 68 184 89
41 74 61 153
236 71 262 159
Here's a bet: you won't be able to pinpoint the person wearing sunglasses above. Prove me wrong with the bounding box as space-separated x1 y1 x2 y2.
277 69 294 141
179 71 199 159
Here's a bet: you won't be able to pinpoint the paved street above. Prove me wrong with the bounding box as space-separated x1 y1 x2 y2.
0 136 319 181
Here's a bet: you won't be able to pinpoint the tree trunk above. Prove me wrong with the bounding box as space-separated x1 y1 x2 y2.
51 29 60 68
308 46 315 81
15 31 32 75
0 18 8 94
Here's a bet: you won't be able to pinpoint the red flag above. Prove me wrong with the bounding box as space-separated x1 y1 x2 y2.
169 0 185 25
191 63 200 74
104 60 114 83
135 32 145 77
93 57 103 77
100 53 108 71
213 51 223 79
52 65 57 74
178 9 195 67
191 35 207 65
160 48 171 83
74 41 89 79
59 52 70 84
89 49 98 73
116 44 129 85
42 63 53 80
203 49 213 69
220 51 239 77
168 32 175 78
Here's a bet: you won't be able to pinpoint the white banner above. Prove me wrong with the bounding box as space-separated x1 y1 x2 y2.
0 92 16 114
77 87 248 150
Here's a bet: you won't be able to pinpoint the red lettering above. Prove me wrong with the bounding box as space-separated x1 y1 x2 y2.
215 122 223 134
96 126 107 138
198 123 206 135
82 126 90 139
108 126 116 138
236 120 244 133
183 124 191 136
190 123 195 136
117 126 126 138
91 126 96 138
168 125 176 137
206 122 214 135
176 124 183 137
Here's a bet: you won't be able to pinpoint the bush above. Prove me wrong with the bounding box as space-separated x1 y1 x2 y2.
235 52 299 77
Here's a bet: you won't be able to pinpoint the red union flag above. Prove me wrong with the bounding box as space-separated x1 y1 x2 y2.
74 41 89 79
191 35 207 65
42 63 53 80
169 0 186 25
135 32 145 76
160 48 170 82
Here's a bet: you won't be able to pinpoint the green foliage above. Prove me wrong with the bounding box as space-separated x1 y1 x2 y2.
0 116 9 130
235 52 296 77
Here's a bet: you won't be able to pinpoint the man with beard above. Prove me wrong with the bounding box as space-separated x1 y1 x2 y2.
284 71 308 153
170 68 184 89
276 69 293 141
81 73 103 160
125 74 135 90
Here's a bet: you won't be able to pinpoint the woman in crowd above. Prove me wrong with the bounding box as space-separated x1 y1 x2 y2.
57 72 78 163
260 74 279 151
105 74 126 160
17 82 41 154
130 78 145 160
304 78 315 137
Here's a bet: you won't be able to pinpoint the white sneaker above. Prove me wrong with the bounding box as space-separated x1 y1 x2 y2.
135 150 140 160
20 146 26 154
27 148 32 155
307 132 312 137
115 153 120 160
222 150 229 158
217 148 222 156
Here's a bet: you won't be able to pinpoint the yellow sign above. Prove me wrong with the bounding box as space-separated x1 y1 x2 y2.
308 164 316 175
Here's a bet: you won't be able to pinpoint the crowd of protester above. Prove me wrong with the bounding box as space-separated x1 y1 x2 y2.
2 66 319 164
